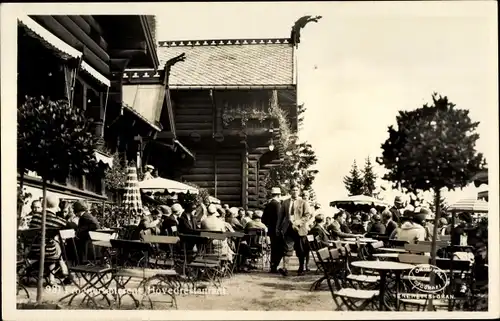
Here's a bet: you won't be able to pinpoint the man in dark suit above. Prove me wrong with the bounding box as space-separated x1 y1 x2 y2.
276 184 312 276
382 209 398 239
309 214 331 248
176 203 199 253
261 187 282 273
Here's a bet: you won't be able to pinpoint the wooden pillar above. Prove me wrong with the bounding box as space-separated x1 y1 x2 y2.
258 168 269 208
247 159 259 209
242 145 249 209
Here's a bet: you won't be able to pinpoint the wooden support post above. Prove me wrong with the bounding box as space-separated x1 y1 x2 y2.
242 144 249 209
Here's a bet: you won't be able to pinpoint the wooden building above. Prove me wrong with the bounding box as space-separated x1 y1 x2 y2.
122 37 298 208
17 15 159 206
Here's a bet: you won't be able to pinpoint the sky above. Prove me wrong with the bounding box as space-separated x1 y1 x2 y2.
154 1 497 211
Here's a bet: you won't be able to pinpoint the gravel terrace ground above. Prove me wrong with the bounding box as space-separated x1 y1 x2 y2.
17 257 335 311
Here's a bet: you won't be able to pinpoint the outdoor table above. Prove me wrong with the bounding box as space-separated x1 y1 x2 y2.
351 260 414 311
379 247 407 253
93 240 112 248
339 240 368 246
344 237 377 243
373 253 399 260
96 229 115 234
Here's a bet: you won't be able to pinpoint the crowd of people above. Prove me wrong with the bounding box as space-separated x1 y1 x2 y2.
18 183 488 286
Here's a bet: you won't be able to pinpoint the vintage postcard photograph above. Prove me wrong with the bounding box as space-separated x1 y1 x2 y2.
1 1 498 320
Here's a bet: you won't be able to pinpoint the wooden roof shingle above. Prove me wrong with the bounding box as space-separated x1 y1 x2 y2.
157 38 295 87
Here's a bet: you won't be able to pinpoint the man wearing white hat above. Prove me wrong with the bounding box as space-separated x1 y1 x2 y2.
143 165 155 180
262 187 283 273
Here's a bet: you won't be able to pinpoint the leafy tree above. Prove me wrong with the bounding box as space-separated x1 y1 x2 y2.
343 160 364 196
17 96 98 303
265 136 319 195
377 93 485 310
264 102 319 197
362 157 377 196
104 152 128 191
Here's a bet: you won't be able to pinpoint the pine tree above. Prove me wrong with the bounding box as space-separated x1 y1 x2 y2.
343 160 364 196
362 157 377 196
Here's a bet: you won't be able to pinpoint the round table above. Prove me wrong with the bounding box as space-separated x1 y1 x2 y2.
379 247 407 253
351 261 414 311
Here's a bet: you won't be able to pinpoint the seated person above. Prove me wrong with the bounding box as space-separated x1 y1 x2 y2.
60 203 79 229
159 205 178 236
238 211 268 271
200 205 234 262
367 214 386 236
349 213 365 234
227 207 244 232
73 200 100 263
309 214 331 248
244 210 268 233
240 210 253 227
130 217 152 241
329 211 357 240
149 208 162 235
28 195 72 285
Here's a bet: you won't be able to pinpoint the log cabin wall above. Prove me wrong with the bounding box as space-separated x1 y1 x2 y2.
172 90 213 134
181 150 243 207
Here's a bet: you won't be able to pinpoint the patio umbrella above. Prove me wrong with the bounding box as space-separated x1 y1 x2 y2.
330 195 390 210
447 198 488 213
123 166 143 222
138 177 199 194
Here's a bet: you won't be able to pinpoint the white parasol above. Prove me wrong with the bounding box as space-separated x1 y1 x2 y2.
447 198 488 213
138 177 199 194
123 166 143 216
330 195 390 208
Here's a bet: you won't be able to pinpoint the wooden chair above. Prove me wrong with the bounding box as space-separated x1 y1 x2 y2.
404 243 431 254
316 246 379 311
183 232 227 289
307 235 327 291
388 239 408 249
343 244 380 289
440 235 451 242
245 229 270 270
58 229 114 308
140 234 181 309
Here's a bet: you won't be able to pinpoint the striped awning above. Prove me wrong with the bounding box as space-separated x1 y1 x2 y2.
18 15 82 60
123 166 143 215
447 198 488 213
18 16 110 87
94 150 113 168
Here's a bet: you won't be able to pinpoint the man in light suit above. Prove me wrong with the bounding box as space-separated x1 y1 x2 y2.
276 184 312 276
